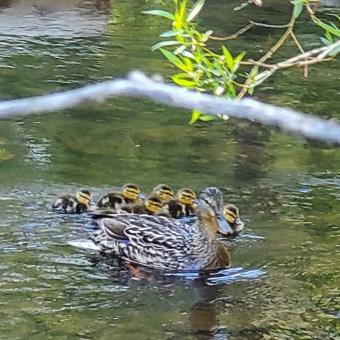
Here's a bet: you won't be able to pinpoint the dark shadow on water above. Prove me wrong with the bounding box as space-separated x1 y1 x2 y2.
87 255 266 339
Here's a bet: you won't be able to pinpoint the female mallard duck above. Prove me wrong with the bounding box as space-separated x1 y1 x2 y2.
223 204 244 234
164 188 197 218
90 187 233 271
96 183 142 212
52 190 91 213
151 184 174 203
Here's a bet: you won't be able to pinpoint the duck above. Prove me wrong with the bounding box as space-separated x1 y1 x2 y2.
96 183 142 212
150 184 174 203
223 203 244 234
90 187 233 271
52 190 91 213
131 195 169 216
164 188 197 218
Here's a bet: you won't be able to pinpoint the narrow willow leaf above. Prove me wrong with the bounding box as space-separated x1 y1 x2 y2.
142 10 174 20
222 46 234 72
174 44 187 55
151 40 179 51
187 0 206 22
189 110 201 124
316 20 340 37
160 30 185 37
181 50 195 59
292 0 303 19
199 114 216 122
202 30 214 42
172 76 196 87
234 51 246 71
160 48 188 71
178 0 188 25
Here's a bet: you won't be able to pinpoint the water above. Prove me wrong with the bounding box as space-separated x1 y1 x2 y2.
0 0 339 339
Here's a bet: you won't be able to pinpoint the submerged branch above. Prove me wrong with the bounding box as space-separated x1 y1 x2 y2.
0 71 340 143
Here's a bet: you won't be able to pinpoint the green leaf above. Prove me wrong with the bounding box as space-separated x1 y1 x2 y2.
142 10 174 20
160 48 188 71
151 40 179 51
174 44 187 55
234 51 246 70
316 20 340 37
199 114 216 122
187 0 206 22
181 50 195 59
172 75 196 87
222 46 234 72
159 30 185 37
189 110 201 124
292 0 303 19
202 30 213 42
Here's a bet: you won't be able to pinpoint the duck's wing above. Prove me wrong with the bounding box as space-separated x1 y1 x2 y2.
98 214 193 249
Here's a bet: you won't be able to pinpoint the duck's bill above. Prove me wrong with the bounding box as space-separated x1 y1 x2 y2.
234 220 245 233
217 214 233 235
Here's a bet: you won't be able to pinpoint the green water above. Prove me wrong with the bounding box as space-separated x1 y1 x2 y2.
0 1 339 339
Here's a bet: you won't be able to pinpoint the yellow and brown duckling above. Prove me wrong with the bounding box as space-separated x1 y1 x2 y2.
131 195 169 216
151 184 174 204
165 188 197 218
96 183 142 212
90 187 233 271
223 203 244 235
52 190 91 214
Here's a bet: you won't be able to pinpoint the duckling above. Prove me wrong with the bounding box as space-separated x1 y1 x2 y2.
165 188 197 218
223 203 244 234
131 195 167 216
90 187 233 271
151 184 174 203
96 183 142 212
52 190 91 213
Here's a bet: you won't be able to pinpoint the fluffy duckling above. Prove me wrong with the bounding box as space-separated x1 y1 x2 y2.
131 195 170 216
151 184 174 204
96 183 142 212
165 188 197 218
52 190 91 213
223 203 244 234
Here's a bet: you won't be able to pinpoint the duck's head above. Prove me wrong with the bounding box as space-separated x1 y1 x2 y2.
152 184 174 202
121 183 141 201
177 188 197 206
198 187 233 236
223 204 244 234
76 190 91 206
145 195 163 213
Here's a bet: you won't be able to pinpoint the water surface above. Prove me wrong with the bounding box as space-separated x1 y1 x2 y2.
0 0 339 339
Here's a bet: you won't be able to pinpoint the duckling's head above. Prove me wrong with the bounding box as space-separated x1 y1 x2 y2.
145 195 162 213
76 190 91 206
198 187 233 236
224 204 244 234
177 188 197 206
152 184 174 202
121 183 141 201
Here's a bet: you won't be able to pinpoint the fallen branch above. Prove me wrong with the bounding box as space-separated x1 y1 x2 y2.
0 71 340 144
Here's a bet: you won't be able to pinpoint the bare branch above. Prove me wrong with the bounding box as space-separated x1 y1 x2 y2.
0 71 340 144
